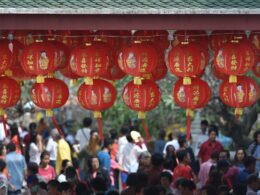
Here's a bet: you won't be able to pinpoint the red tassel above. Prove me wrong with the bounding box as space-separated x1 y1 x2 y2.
1 115 7 138
97 118 104 140
141 119 150 141
52 115 63 136
186 114 191 140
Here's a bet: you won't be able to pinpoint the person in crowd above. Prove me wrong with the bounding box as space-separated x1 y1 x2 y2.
173 149 194 184
121 131 148 173
109 129 118 161
85 156 110 188
47 179 60 195
233 148 247 169
26 174 48 195
164 145 178 172
154 129 166 155
198 126 224 164
57 159 73 183
219 149 230 161
143 186 166 195
175 178 196 195
58 181 72 195
90 177 108 195
178 135 197 174
0 159 8 195
65 166 79 189
206 166 223 190
6 142 27 195
38 151 56 183
200 185 218 195
117 125 129 165
75 117 92 152
198 151 219 187
144 153 164 186
247 130 260 172
37 118 48 138
236 156 256 184
160 171 174 195
163 130 180 155
45 128 58 169
121 172 148 195
0 144 8 177
98 138 113 175
138 151 151 172
246 174 259 195
29 129 43 165
51 128 71 174
78 130 100 180
24 122 37 163
10 124 23 154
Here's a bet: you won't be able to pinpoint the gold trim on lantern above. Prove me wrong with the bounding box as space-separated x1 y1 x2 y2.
138 111 146 119
4 69 12 77
0 108 4 116
46 109 53 117
181 41 189 45
134 77 142 85
47 73 55 78
186 109 194 117
183 77 191 85
36 75 45 83
85 77 93 85
143 74 152 79
94 111 102 118
235 108 243 116
229 75 237 83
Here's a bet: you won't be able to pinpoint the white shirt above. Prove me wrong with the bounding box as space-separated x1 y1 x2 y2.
117 136 128 165
46 137 57 161
163 139 180 155
0 122 7 141
191 133 208 156
29 143 41 165
75 128 91 151
122 142 147 173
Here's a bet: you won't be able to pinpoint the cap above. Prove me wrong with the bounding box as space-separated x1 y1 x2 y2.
130 131 141 142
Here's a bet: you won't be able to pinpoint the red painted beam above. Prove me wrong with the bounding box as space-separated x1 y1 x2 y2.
0 14 260 30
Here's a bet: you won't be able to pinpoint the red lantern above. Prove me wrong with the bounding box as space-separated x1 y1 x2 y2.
21 42 58 83
173 78 211 139
0 41 13 74
30 78 69 116
119 42 157 84
211 63 228 80
167 42 206 84
102 62 126 81
219 76 259 117
214 41 255 83
252 59 260 77
60 65 81 80
210 31 234 51
77 79 116 139
122 80 161 140
69 43 109 85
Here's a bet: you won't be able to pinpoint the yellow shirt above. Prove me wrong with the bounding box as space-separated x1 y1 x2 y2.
56 138 71 174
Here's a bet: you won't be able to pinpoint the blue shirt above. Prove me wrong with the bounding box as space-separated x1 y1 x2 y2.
6 152 26 191
154 139 166 155
97 151 110 174
236 169 251 184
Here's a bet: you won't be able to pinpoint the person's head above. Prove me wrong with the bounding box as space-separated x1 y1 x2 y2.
253 130 260 144
90 177 107 192
27 162 39 176
163 158 177 171
128 131 142 143
89 130 100 143
0 144 6 156
138 151 151 171
177 178 196 195
61 159 72 174
207 167 222 188
10 123 19 138
151 153 164 168
247 174 259 191
219 150 230 161
27 174 39 194
102 138 113 151
217 160 230 174
120 125 129 136
40 150 50 167
234 148 247 163
172 130 181 140
143 186 166 195
158 130 166 140
208 126 218 141
75 182 90 195
83 117 92 128
58 182 72 195
0 159 6 172
47 180 60 195
6 142 16 153
178 136 187 148
210 151 219 162
201 120 209 133
200 185 217 195
176 149 190 164
29 122 37 133
160 171 172 188
243 156 256 173
89 156 99 171
109 129 118 140
165 145 175 157
65 166 78 184
51 128 61 141
217 185 231 195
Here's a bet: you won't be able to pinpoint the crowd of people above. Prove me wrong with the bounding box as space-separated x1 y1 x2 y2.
0 117 259 195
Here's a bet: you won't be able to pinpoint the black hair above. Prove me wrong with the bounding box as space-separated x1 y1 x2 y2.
6 142 16 152
83 117 92 127
243 156 256 168
217 160 230 170
151 153 164 167
143 186 166 195
0 144 5 156
75 182 90 195
234 148 247 162
103 138 113 149
109 129 118 140
208 125 219 136
217 185 231 195
47 179 60 188
29 122 37 132
158 130 166 140
210 151 219 160
120 125 129 135
58 182 72 192
220 149 230 159
177 178 196 191
176 149 188 162
201 120 209 126
178 136 186 148
28 162 39 174
87 156 99 172
30 130 38 144
247 174 258 185
40 150 50 161
126 173 138 186
65 166 77 182
160 171 172 183
10 123 19 138
167 133 173 141
90 177 107 192
0 159 6 172
126 133 134 143
253 130 260 143
200 185 217 195
163 158 177 171
60 159 70 174
90 130 98 136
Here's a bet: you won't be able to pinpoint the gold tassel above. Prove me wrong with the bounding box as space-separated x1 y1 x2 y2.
36 75 45 83
229 75 237 83
143 74 151 80
183 77 191 85
186 109 194 117
235 108 243 116
94 111 102 118
0 108 4 116
4 69 12 77
48 73 55 78
134 77 142 85
138 111 146 119
85 77 93 85
46 109 53 117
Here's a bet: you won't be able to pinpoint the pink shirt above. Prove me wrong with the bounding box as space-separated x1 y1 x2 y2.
198 159 215 186
38 165 56 182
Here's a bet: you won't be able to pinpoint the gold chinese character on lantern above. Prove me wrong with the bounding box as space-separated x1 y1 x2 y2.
187 55 194 73
230 52 237 70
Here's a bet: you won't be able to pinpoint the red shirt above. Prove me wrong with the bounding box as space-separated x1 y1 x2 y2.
38 165 56 182
198 140 224 163
173 164 192 183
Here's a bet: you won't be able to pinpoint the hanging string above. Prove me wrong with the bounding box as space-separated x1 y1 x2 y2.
186 113 191 140
52 115 63 136
141 119 150 141
97 118 104 140
1 115 7 138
